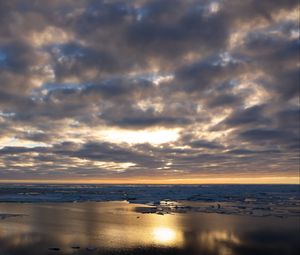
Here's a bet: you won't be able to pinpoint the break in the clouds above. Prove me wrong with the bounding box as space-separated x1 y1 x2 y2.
0 0 299 182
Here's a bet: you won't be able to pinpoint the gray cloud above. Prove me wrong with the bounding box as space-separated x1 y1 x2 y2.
0 0 299 181
223 105 270 127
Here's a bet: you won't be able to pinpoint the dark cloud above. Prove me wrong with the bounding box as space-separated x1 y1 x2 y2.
207 94 242 108
126 3 229 61
175 55 245 94
276 108 300 130
239 128 295 142
0 42 36 74
47 43 120 81
108 115 191 128
224 105 270 127
0 0 299 181
0 146 47 155
189 140 224 150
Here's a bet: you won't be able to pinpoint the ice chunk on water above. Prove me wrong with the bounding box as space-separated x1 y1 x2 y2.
0 184 299 217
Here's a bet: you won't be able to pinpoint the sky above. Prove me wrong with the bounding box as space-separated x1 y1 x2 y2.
0 0 299 184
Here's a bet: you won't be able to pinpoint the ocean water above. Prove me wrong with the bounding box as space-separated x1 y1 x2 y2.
0 184 299 255
0 201 299 255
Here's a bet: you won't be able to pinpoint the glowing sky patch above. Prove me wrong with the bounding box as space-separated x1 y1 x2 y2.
99 128 181 145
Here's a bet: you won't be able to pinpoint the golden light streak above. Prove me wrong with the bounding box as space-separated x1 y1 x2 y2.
0 176 298 184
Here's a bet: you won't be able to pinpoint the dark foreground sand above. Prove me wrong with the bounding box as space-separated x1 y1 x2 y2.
0 202 299 255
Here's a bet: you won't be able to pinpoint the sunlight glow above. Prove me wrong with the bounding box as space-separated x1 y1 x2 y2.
151 74 174 86
153 227 176 244
0 137 49 150
99 128 181 145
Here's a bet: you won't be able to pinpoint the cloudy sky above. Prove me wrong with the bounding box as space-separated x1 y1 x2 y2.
0 0 299 183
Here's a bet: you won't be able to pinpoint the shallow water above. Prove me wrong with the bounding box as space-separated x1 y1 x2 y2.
0 202 299 255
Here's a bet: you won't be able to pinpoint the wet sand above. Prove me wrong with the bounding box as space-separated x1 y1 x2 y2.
0 201 299 255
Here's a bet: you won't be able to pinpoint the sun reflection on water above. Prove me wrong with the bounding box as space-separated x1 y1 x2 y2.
0 202 298 255
153 227 176 244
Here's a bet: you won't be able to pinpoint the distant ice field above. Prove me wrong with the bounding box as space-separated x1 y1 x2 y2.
0 184 299 217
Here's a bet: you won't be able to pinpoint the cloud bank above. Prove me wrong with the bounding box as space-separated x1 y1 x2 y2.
0 0 299 182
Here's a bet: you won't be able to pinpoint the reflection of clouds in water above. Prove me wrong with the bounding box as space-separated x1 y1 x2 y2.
198 230 240 255
0 202 299 255
0 221 31 241
1 233 43 248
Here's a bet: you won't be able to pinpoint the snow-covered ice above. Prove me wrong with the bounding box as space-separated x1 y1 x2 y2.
0 184 299 217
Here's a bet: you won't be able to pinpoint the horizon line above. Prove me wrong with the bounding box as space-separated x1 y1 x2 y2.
0 176 299 185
